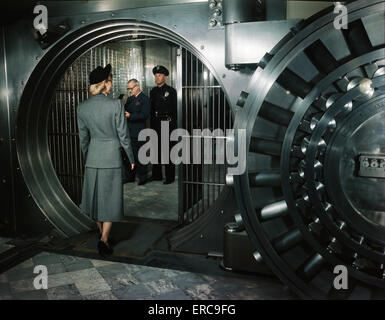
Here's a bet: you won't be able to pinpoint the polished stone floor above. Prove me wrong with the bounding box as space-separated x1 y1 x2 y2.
123 175 178 221
0 237 297 300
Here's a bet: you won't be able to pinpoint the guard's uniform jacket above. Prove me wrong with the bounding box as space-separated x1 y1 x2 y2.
150 83 177 182
124 92 151 183
150 84 177 128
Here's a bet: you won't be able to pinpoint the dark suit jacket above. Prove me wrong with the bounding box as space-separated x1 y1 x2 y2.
124 92 151 139
77 94 134 168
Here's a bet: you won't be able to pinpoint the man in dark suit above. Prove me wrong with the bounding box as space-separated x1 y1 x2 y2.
150 65 177 184
124 79 151 185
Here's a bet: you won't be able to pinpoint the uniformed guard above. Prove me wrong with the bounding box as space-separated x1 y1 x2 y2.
124 79 151 185
150 65 177 184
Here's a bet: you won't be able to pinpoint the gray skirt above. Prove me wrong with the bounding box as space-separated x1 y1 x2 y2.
80 167 124 222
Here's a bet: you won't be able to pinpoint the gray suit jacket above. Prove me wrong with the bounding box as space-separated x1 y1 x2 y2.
77 94 134 168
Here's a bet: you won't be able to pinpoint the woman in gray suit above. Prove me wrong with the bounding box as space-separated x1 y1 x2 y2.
77 64 135 256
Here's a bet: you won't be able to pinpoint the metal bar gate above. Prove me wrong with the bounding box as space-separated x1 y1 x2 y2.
178 48 232 225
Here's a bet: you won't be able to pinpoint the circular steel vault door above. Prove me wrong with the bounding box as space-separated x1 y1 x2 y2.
232 0 385 299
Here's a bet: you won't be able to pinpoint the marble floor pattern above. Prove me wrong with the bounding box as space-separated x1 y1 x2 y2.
0 246 297 300
123 175 178 221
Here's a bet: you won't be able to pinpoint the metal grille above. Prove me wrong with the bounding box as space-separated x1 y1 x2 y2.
179 48 233 224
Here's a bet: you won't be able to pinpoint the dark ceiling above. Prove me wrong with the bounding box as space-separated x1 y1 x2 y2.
1 0 37 25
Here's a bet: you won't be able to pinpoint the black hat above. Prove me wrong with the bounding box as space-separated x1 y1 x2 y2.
89 64 111 85
152 65 169 76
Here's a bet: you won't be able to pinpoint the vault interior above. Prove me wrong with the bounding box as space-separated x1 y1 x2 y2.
46 36 233 225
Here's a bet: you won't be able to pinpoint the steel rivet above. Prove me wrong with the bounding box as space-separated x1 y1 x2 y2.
81 20 85 24
200 45 204 50
173 25 177 29
36 56 39 60
222 74 226 78
200 234 204 239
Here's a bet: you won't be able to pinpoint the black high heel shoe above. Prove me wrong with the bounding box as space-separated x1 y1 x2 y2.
97 233 116 246
97 240 114 257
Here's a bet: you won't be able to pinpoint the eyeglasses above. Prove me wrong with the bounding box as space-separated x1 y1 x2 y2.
127 84 138 91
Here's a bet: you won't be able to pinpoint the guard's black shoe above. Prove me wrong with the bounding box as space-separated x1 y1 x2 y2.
163 180 174 185
138 180 147 185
